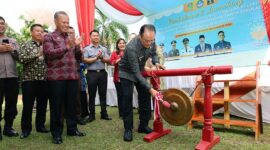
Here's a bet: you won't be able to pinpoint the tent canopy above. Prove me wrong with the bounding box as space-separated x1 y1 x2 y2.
126 0 189 16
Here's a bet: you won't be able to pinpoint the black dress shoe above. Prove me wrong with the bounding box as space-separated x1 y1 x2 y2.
36 127 50 133
67 130 86 136
20 131 31 139
86 116 95 123
138 126 153 134
100 115 112 120
3 128 19 137
77 118 86 125
52 136 62 144
123 130 132 142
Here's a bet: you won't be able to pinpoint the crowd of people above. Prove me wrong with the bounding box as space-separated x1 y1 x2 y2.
0 11 165 144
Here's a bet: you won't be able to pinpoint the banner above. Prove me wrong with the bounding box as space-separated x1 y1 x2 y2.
151 0 269 68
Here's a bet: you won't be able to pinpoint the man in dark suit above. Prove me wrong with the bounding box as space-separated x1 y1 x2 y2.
194 35 212 54
214 31 231 51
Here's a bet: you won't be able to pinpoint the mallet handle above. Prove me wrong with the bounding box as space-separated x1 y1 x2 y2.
161 100 171 109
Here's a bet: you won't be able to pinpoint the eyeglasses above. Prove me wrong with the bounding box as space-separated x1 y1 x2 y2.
142 38 155 44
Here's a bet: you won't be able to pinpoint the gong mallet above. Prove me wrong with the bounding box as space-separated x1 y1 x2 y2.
144 89 192 142
143 92 172 142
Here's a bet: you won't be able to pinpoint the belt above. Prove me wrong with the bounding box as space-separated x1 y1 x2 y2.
87 69 105 73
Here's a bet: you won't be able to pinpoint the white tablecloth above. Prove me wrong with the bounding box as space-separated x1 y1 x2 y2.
94 77 139 108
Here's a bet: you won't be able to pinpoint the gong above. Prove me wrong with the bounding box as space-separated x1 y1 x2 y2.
160 88 193 126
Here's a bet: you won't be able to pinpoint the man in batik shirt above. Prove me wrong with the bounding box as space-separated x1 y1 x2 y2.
19 24 49 139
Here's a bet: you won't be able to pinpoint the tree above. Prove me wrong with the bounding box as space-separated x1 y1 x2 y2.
5 26 20 41
6 15 48 45
95 8 129 52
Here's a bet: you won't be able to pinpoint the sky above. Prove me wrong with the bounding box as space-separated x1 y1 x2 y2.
0 0 143 36
1 0 77 31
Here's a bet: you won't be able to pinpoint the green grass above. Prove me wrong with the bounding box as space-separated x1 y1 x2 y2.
1 102 270 150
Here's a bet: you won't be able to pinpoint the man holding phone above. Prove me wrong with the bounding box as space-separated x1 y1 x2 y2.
2 39 9 44
0 16 20 140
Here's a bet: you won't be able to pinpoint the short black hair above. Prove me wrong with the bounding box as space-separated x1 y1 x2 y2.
218 30 224 35
30 24 43 31
54 11 68 20
139 24 156 36
171 40 177 44
182 38 189 43
69 26 74 29
0 16 5 22
199 35 205 39
159 43 164 46
44 29 49 33
90 29 99 36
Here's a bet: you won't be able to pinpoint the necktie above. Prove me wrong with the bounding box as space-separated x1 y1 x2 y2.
221 42 224 49
201 44 205 51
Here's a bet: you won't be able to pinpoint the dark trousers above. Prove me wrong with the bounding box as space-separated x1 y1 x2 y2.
48 80 78 137
86 71 108 117
80 91 89 118
0 78 18 129
76 80 89 119
114 82 123 117
120 78 151 130
21 81 48 132
76 80 82 120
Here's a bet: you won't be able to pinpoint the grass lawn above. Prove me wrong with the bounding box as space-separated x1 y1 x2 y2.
0 100 270 150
